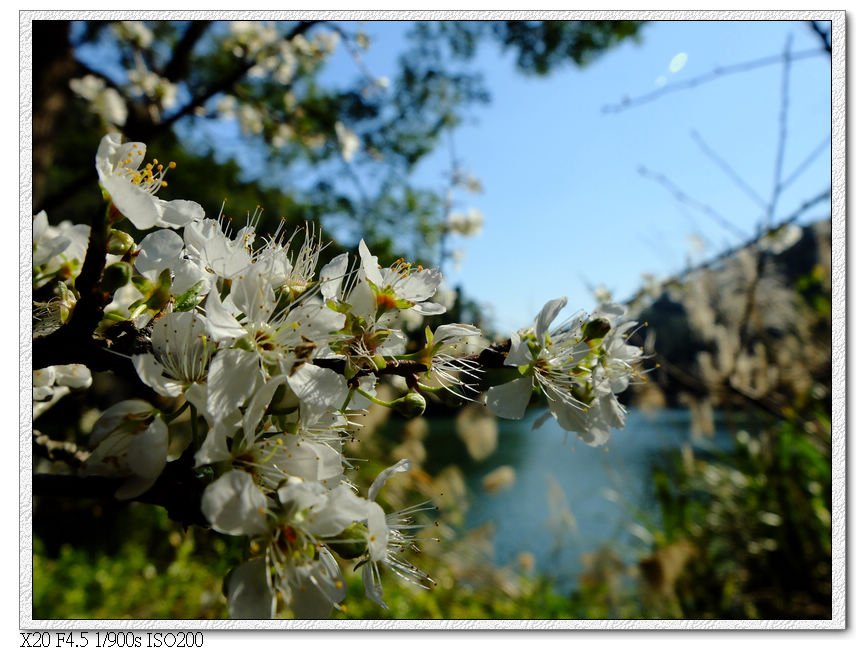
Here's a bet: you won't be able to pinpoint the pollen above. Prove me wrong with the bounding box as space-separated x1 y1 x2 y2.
119 154 177 195
376 293 398 311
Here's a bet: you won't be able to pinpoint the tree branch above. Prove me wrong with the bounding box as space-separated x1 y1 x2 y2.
690 130 767 211
153 21 321 136
161 21 213 82
34 460 209 528
809 21 832 54
602 48 825 114
637 165 750 240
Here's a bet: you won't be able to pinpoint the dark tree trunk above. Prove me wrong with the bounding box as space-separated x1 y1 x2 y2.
32 21 77 213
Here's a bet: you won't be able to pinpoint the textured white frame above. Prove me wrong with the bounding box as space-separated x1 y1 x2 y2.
19 9 846 631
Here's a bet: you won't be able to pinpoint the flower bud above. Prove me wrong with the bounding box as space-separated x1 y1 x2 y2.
583 317 611 342
394 391 426 418
106 229 136 255
103 261 132 292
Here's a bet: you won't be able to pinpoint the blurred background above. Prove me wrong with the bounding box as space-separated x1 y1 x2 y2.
31 18 833 620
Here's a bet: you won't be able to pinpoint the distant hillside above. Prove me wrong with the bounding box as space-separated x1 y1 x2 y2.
627 218 831 431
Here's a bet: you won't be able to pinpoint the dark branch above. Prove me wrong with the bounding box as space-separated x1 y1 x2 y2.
154 21 321 135
34 460 209 528
809 21 832 54
33 205 112 371
162 21 213 82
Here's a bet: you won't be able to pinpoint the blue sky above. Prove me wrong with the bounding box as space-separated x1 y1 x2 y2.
74 19 832 333
322 20 831 332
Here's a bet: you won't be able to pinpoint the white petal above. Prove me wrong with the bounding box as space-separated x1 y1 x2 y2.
535 297 568 342
398 268 442 303
203 289 246 342
347 376 378 410
127 416 168 479
207 349 262 421
347 280 376 321
432 323 482 347
305 484 368 537
358 239 383 286
53 364 93 389
156 199 205 229
287 364 348 417
366 501 389 562
136 230 184 275
319 252 348 302
201 470 269 536
132 353 184 397
485 376 533 420
91 399 155 445
504 333 533 367
362 562 386 609
226 557 275 619
410 301 447 316
194 413 239 466
101 175 161 230
368 458 411 501
230 266 275 325
291 549 345 618
242 375 285 446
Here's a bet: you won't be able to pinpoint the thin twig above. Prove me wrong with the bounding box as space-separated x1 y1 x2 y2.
690 130 767 211
780 135 831 192
625 188 829 306
637 165 749 240
766 35 794 229
602 48 824 114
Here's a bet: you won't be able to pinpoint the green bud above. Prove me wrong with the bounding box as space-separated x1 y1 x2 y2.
330 521 369 559
583 317 611 341
106 229 136 255
394 391 426 418
144 268 173 311
102 261 132 292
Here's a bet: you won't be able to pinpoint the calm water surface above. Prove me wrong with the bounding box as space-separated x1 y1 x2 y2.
423 408 739 582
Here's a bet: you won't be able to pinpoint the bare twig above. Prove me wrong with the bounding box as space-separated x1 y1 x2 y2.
780 135 831 192
766 35 794 228
690 130 767 211
637 165 749 240
625 188 829 306
602 48 825 114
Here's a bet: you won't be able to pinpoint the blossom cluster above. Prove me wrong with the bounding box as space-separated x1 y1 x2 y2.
32 134 644 619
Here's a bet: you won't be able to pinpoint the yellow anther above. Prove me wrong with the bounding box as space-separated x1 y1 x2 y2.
161 181 168 187
168 161 177 169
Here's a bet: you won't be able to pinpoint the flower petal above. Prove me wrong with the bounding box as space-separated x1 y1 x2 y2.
226 557 275 619
535 296 568 342
201 469 269 536
485 376 533 420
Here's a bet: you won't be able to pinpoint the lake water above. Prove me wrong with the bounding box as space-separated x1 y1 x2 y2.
422 408 739 584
